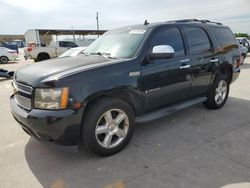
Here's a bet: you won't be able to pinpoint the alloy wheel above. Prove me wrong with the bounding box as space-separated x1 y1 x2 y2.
215 80 227 105
95 109 129 148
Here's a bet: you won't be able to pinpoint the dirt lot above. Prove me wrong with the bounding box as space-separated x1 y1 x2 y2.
0 53 250 188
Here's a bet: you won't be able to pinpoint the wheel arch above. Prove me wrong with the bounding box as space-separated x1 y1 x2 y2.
37 52 50 61
216 63 233 83
82 87 139 116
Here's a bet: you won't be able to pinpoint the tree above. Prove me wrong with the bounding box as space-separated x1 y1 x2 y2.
234 33 249 38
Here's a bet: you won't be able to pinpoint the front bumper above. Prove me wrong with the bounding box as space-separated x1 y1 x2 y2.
10 95 83 145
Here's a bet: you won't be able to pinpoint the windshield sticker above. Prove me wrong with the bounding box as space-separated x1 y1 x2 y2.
129 30 146 34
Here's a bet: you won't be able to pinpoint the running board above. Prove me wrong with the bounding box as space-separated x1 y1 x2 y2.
135 97 207 123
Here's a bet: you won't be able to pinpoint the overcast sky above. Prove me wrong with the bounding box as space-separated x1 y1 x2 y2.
0 0 249 34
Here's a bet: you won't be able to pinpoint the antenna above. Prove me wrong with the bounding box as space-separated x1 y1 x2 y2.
144 20 149 25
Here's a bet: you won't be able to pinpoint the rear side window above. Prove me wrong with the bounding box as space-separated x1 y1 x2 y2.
184 27 211 54
210 27 237 47
59 41 78 48
151 27 185 57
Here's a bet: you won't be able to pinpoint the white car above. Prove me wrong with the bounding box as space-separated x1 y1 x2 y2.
58 47 87 58
0 47 18 64
24 41 78 62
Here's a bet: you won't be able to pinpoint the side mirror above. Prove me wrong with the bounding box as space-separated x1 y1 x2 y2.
148 45 175 60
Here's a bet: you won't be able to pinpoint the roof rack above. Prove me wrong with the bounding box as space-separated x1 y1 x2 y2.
168 19 223 25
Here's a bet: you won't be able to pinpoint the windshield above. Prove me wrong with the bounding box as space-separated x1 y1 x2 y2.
85 28 148 59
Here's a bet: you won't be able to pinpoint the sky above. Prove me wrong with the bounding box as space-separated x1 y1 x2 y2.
0 0 249 35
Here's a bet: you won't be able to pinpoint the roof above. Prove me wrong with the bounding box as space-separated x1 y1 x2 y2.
126 19 225 30
28 29 108 36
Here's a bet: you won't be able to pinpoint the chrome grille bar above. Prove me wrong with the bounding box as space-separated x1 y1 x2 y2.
13 81 32 110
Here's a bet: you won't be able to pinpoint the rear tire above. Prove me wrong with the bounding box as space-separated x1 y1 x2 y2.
81 97 135 156
204 74 229 109
0 56 9 64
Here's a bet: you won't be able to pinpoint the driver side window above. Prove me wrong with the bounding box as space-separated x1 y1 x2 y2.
151 27 185 57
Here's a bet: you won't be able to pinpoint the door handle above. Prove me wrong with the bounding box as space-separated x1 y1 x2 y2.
179 64 191 69
180 58 190 63
210 58 219 63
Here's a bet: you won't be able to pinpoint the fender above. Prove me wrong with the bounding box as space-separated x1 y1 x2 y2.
82 86 144 116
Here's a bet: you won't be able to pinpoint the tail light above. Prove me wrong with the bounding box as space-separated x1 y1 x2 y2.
234 49 241 68
27 47 33 52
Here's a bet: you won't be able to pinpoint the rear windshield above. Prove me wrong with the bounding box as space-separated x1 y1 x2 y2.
210 27 237 47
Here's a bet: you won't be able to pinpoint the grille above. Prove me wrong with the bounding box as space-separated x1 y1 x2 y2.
13 82 33 110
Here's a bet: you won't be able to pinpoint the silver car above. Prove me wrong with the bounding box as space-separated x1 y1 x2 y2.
239 44 248 64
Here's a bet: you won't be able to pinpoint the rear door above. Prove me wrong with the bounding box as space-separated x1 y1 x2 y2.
182 26 214 97
139 26 192 112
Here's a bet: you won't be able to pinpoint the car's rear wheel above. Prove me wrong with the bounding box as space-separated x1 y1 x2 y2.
0 56 9 64
204 74 229 109
81 97 135 156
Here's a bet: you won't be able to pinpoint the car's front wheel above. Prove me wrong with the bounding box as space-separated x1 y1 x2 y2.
81 97 135 156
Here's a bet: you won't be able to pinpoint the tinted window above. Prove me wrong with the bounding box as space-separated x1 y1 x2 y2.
184 27 211 54
59 41 77 48
211 27 237 47
151 27 185 57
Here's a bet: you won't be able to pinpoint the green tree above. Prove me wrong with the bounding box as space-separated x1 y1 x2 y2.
234 33 249 38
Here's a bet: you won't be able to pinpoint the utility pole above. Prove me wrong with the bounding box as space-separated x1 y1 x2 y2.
96 12 100 37
71 25 76 43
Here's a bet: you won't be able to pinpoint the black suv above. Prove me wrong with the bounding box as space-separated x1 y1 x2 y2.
10 19 240 156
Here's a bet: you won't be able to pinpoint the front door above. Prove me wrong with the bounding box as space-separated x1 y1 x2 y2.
139 26 192 112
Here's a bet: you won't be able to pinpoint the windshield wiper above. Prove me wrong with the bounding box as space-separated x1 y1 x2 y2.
90 52 118 59
79 51 89 56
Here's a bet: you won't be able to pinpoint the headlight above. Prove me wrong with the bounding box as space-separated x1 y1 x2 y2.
34 87 69 110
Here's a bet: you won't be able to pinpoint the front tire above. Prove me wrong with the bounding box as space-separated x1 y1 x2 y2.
204 74 229 109
81 97 135 156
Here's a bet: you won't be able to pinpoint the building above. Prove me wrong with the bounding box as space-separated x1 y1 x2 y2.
0 35 24 42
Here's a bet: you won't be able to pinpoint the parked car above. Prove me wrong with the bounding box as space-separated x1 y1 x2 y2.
10 19 240 156
6 40 25 48
237 37 250 52
0 69 14 78
59 47 87 58
24 40 78 62
0 42 18 53
239 44 248 64
0 47 18 63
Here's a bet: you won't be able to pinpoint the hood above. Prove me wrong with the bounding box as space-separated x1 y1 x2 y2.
15 56 116 86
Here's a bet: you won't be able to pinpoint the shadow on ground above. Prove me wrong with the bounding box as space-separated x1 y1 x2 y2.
24 97 250 188
0 78 12 82
0 61 18 65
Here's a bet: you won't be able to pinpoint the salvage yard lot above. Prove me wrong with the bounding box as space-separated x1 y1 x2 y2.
0 55 250 188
